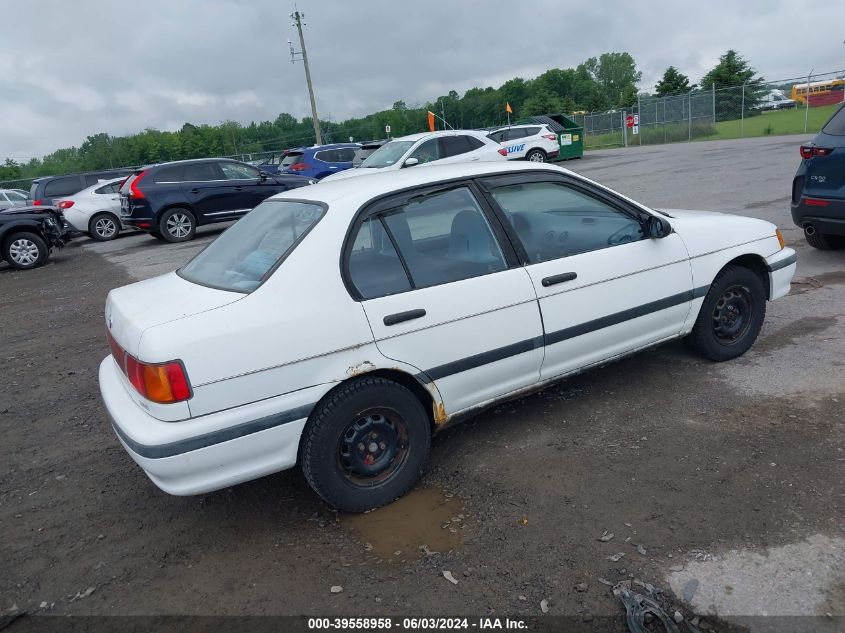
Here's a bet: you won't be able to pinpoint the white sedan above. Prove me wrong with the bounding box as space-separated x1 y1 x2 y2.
56 177 127 241
99 162 796 511
320 130 506 182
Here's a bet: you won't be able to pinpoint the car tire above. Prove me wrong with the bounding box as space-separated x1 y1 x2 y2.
526 149 547 163
88 212 121 241
2 231 48 270
158 208 196 243
804 229 844 250
687 265 766 362
301 377 431 512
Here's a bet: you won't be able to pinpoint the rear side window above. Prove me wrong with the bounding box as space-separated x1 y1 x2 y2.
358 187 507 295
440 135 474 157
44 176 83 198
153 165 183 183
179 200 325 293
182 162 223 182
822 106 845 135
348 217 413 300
524 127 541 137
6 191 27 202
94 182 119 194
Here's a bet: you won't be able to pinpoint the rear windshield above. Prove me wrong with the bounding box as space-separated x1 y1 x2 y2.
281 153 304 167
822 105 845 135
178 199 325 293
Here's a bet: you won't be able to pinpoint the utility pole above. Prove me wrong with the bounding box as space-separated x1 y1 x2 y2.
288 10 322 145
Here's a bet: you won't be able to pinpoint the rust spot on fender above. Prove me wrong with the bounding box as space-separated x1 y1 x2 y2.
434 401 447 426
347 360 376 376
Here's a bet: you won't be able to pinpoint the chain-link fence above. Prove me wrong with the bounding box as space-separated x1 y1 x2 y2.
574 69 845 149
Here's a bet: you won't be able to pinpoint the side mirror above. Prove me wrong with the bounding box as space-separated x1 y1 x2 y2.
403 157 419 168
645 215 671 239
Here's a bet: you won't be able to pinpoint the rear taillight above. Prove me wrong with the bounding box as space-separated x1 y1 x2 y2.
32 199 43 206
57 200 74 209
107 330 191 403
542 134 557 141
498 148 508 156
129 170 148 199
288 162 308 171
800 145 832 159
804 198 830 207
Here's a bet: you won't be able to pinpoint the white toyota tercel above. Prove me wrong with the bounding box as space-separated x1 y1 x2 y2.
99 162 796 511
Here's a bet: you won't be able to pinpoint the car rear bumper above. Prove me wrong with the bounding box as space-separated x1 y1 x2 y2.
99 357 315 495
765 248 797 301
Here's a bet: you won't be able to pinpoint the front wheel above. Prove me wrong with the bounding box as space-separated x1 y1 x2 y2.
301 377 431 512
687 265 766 361
89 212 120 241
2 232 48 270
526 149 547 163
158 208 196 242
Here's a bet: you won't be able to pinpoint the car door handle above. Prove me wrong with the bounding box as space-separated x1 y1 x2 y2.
234 186 243 191
383 309 426 326
189 188 200 194
541 272 577 287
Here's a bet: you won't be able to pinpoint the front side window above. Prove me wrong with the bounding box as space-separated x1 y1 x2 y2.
153 165 183 183
490 181 645 263
408 139 441 164
179 200 325 292
6 191 27 202
281 153 304 168
220 162 259 180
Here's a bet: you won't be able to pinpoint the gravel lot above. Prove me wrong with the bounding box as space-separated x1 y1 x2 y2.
1 135 842 632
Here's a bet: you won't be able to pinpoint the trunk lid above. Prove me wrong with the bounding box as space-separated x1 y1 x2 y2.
105 272 244 359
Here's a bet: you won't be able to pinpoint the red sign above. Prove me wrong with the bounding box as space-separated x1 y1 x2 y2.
625 115 635 128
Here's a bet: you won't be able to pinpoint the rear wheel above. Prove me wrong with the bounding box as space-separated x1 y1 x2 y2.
88 212 120 241
526 149 547 163
2 232 48 270
301 377 431 512
805 227 844 250
687 265 766 361
158 208 196 243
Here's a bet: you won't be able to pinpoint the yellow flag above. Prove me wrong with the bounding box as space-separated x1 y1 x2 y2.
505 102 513 114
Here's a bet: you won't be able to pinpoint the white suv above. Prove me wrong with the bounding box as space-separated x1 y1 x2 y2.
321 130 506 181
487 124 560 162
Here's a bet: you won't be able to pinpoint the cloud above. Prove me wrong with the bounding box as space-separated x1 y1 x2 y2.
2 0 844 159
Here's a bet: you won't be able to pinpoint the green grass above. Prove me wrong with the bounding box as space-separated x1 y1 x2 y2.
581 103 840 150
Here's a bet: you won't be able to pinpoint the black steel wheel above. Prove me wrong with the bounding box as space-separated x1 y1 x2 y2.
301 377 431 512
687 265 766 361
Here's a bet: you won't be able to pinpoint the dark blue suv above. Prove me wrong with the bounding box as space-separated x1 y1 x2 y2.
119 158 314 242
791 103 845 250
279 143 359 180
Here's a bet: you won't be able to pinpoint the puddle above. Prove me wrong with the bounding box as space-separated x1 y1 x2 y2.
341 487 466 561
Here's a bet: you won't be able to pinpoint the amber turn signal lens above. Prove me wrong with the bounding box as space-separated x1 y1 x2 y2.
776 229 785 250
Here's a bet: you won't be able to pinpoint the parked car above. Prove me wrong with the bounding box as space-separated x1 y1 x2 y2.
0 205 69 269
0 189 30 209
352 140 388 167
99 161 796 511
279 143 360 179
321 130 507 182
486 124 560 162
118 158 315 242
757 89 796 111
28 169 134 207
55 177 127 241
791 103 845 250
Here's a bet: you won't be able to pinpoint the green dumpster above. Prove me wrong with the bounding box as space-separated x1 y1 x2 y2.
515 113 584 160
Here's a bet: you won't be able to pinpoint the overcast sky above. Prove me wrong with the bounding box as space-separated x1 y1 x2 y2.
3 0 844 160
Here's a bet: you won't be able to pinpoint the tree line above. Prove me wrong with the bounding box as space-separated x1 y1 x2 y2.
1 49 762 183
